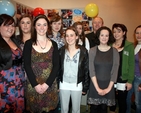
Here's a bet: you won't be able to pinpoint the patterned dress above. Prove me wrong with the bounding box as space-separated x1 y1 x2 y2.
25 46 58 113
0 48 25 113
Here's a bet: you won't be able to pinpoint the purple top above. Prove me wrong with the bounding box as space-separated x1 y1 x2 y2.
135 53 141 77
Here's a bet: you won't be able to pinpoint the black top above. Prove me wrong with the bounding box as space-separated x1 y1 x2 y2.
85 32 98 48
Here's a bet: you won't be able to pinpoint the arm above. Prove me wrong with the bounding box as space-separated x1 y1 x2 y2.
126 44 135 90
82 49 90 94
46 41 59 87
104 48 119 94
89 47 105 95
23 40 38 87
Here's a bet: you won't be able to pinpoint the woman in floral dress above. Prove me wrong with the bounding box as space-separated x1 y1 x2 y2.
0 14 25 113
23 14 59 113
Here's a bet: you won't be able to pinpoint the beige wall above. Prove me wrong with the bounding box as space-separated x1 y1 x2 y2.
12 0 141 42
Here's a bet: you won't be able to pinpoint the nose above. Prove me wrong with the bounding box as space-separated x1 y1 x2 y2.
24 23 27 27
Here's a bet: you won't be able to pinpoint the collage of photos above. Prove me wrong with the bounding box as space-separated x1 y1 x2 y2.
15 3 93 32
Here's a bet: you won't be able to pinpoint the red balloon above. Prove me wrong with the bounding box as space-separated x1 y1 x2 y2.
33 7 45 17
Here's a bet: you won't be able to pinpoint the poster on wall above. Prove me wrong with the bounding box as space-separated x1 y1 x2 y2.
15 2 92 32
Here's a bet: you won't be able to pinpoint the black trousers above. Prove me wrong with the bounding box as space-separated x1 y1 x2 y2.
110 90 128 113
90 104 107 113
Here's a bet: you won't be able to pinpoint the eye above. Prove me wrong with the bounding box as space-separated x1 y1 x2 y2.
27 22 31 24
21 22 24 24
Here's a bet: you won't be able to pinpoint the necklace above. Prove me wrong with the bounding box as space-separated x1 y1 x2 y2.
37 39 47 50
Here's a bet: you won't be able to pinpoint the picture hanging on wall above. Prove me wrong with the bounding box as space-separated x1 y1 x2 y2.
15 1 92 32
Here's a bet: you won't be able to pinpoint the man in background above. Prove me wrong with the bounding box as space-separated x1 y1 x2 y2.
86 17 104 48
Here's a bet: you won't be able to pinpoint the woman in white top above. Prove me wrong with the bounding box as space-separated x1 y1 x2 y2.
58 26 89 113
72 21 90 51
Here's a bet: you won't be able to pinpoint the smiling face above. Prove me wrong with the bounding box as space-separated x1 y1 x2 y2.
113 27 125 41
65 29 78 47
20 17 32 34
99 29 109 45
51 19 62 33
92 17 103 33
35 18 48 36
0 22 15 39
135 27 141 43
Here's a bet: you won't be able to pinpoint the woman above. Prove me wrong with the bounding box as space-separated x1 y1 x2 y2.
133 25 141 113
48 14 65 49
23 14 59 113
58 26 89 113
0 14 25 113
16 14 32 49
88 26 119 113
110 23 134 113
72 21 90 51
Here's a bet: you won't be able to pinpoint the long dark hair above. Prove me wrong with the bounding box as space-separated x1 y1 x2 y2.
32 14 51 45
18 14 33 43
95 26 115 45
64 26 80 50
72 21 86 47
112 23 127 48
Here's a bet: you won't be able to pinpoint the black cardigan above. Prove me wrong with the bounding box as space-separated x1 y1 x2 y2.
23 39 59 87
0 37 22 71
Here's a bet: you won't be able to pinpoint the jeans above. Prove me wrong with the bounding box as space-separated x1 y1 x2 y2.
134 76 141 113
126 82 134 113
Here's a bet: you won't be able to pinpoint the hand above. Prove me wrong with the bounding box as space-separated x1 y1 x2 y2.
103 88 111 95
138 86 141 91
97 88 105 96
126 83 132 91
41 83 49 93
82 92 86 95
34 84 44 94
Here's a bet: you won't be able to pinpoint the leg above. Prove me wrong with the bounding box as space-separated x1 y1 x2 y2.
90 104 100 113
117 90 128 113
71 90 82 113
134 76 141 113
60 89 70 113
100 104 108 113
109 105 116 113
109 89 117 113
126 82 134 113
68 97 72 113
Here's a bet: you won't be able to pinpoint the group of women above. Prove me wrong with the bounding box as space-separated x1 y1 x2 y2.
0 13 140 113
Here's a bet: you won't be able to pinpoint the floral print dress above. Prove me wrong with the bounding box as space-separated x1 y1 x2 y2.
0 48 25 113
25 46 58 113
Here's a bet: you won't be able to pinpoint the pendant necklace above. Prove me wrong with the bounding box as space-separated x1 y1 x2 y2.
37 39 47 50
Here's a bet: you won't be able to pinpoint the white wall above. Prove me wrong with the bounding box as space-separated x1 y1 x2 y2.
12 0 141 42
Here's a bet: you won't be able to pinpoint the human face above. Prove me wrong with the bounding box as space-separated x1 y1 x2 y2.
92 17 103 33
35 18 48 36
76 25 82 35
135 27 141 43
65 29 78 46
113 27 125 41
99 30 109 45
20 17 31 34
51 19 62 33
0 22 15 39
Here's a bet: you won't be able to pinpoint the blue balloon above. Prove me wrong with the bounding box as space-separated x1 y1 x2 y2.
0 0 15 16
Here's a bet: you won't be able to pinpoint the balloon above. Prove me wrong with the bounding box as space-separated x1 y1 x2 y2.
85 3 99 17
0 0 15 16
33 7 45 17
